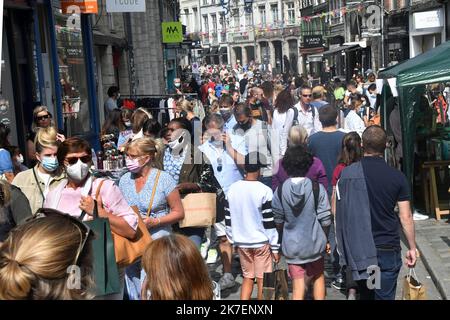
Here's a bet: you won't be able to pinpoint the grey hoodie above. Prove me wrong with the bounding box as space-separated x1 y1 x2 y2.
273 177 332 265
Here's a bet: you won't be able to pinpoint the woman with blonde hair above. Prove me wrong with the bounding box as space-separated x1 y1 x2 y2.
13 126 66 214
26 106 64 164
272 125 328 191
0 212 95 300
119 137 184 300
141 234 214 300
177 99 201 135
130 107 153 141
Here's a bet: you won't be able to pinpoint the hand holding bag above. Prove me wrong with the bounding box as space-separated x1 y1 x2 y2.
94 176 157 268
402 268 427 300
179 192 217 228
82 198 121 296
263 262 289 300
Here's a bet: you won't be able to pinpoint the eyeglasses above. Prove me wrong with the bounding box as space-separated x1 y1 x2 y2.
37 114 50 121
32 208 92 266
65 155 92 165
302 94 312 98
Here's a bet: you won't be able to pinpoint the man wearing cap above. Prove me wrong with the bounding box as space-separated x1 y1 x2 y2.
310 86 329 110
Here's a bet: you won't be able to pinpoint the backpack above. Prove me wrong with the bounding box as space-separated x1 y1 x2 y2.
291 105 316 127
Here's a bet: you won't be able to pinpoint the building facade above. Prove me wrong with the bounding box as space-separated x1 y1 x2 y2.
1 0 179 159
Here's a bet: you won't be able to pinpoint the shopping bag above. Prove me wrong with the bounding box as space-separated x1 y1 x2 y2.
402 268 427 300
83 201 121 296
179 193 216 228
263 263 289 300
93 179 152 268
112 206 152 268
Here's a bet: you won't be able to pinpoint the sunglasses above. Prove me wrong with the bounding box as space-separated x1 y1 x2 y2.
32 208 92 266
37 114 51 121
302 94 312 98
65 155 92 165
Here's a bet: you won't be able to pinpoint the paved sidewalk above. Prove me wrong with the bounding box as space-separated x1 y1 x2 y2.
414 218 450 300
207 239 442 300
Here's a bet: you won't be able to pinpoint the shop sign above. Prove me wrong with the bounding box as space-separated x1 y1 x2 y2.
303 35 323 48
61 1 98 14
162 22 183 43
106 0 146 13
413 9 444 29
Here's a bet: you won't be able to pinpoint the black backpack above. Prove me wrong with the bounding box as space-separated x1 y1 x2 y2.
291 105 316 127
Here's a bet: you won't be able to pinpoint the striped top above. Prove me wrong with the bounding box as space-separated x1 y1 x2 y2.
224 180 279 253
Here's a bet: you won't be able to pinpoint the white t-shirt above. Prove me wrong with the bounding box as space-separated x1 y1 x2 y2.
37 169 52 198
271 109 295 162
345 110 366 136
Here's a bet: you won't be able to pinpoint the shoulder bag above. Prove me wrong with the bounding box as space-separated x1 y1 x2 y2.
94 172 159 268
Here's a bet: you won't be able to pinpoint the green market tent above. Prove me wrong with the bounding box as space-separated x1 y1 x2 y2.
378 41 450 185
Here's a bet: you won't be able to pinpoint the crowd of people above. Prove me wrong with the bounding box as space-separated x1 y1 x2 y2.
0 63 417 301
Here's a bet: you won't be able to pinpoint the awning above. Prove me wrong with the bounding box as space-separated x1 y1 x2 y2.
219 47 227 55
93 30 127 48
322 44 359 56
299 47 324 55
307 54 323 62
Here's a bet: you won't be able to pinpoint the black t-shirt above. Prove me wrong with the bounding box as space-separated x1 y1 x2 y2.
361 156 411 249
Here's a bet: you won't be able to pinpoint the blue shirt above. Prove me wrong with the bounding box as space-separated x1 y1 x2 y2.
0 149 13 175
163 148 187 184
308 131 346 195
119 169 176 239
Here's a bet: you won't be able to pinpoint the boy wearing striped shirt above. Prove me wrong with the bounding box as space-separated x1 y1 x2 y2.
225 152 280 300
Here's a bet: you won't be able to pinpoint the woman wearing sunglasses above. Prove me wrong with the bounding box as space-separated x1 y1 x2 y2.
44 137 138 299
26 106 65 166
0 211 95 300
13 127 66 214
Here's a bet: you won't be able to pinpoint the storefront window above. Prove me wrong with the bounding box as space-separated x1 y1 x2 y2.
53 9 91 136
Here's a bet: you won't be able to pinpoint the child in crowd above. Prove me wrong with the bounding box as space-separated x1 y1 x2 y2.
273 145 332 300
225 152 280 300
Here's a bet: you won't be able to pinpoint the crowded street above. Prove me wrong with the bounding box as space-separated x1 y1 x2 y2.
0 0 449 304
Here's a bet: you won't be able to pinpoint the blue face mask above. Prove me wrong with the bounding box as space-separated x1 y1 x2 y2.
41 156 59 172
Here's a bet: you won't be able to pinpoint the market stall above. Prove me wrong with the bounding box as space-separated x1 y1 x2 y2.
378 41 450 219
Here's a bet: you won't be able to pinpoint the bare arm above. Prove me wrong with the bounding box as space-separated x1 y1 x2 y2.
398 200 417 267
80 195 137 239
158 189 184 226
224 133 246 170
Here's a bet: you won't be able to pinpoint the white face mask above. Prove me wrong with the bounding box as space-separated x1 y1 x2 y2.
132 129 144 141
16 154 24 164
66 159 90 182
168 130 188 155
124 121 132 127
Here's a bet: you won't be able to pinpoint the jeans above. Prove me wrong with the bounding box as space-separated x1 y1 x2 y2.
177 227 206 249
357 248 402 300
328 220 342 278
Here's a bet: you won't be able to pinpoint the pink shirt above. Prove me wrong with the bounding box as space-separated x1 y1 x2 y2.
45 178 138 230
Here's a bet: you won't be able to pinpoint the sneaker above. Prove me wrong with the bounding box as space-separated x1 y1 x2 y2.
331 278 345 290
413 212 429 221
347 293 356 300
206 248 218 264
200 239 210 260
218 273 235 290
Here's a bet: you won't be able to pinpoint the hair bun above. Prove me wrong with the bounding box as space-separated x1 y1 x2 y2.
0 255 34 300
